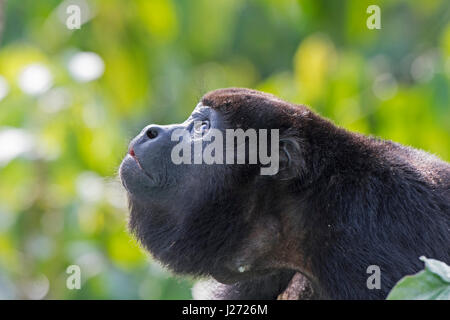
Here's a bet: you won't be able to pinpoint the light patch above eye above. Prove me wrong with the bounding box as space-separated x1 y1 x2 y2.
190 103 211 119
195 103 210 111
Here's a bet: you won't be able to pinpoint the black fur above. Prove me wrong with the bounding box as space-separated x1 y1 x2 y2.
120 88 450 299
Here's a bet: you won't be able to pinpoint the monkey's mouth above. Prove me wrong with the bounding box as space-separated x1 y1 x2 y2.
127 148 154 181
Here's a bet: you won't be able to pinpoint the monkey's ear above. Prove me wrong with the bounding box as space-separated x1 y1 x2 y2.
277 137 304 180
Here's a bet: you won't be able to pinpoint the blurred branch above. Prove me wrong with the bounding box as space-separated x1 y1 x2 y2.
277 272 313 300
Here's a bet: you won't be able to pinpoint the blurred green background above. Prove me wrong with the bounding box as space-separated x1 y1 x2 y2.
0 0 449 299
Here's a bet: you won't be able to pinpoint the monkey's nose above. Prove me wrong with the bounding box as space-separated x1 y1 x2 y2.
142 125 168 141
146 127 159 139
132 124 177 153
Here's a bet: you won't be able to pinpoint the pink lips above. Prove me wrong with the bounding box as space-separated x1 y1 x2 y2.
129 148 141 167
129 148 145 171
129 147 141 166
128 148 153 181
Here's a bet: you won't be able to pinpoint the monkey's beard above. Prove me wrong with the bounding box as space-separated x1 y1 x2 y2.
127 196 249 280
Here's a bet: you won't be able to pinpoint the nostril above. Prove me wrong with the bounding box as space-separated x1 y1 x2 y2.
146 128 158 139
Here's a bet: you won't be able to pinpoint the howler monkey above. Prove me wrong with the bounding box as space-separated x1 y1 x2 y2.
119 88 449 299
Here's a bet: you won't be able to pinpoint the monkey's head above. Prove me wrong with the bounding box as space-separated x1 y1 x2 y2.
119 88 312 284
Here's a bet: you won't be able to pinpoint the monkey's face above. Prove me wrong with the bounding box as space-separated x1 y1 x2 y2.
119 102 259 279
120 104 222 195
119 88 304 283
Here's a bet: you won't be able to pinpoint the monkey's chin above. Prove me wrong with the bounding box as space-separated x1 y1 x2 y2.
119 154 157 195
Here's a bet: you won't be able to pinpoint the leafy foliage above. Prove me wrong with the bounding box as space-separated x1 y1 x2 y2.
0 0 448 299
387 257 450 300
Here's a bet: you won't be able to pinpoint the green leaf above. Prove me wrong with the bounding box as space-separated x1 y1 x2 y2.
419 256 450 283
387 257 450 300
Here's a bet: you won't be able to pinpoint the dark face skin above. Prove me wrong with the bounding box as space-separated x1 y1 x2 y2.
119 89 307 286
120 104 226 197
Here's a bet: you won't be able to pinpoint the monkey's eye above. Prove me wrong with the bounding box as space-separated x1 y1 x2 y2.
193 120 210 136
